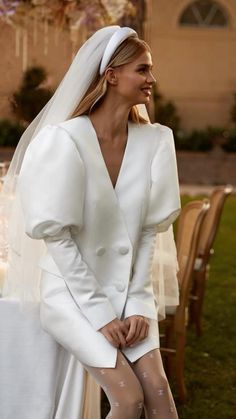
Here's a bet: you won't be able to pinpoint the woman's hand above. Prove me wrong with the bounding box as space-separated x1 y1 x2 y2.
124 315 150 347
99 318 129 348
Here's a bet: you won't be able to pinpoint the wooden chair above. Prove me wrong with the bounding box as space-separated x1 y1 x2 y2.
159 199 210 403
189 185 233 336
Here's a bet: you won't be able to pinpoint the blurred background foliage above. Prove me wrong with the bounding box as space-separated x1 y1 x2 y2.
11 66 53 124
1 64 236 152
153 84 236 153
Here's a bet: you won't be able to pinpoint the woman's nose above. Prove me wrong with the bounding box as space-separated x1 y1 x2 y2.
147 72 156 84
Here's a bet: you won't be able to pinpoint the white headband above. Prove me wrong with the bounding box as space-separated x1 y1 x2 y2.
99 27 137 75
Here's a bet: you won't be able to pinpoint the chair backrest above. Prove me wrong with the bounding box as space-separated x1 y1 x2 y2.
175 200 210 331
197 185 233 264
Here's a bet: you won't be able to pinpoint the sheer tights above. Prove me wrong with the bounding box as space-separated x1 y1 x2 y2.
83 349 178 419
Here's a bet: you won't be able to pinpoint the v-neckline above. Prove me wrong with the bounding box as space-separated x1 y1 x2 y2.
85 115 131 192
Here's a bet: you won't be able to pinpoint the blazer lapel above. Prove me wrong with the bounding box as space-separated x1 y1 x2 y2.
62 116 148 244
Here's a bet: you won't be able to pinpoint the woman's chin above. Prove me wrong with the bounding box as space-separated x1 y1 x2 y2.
135 96 151 106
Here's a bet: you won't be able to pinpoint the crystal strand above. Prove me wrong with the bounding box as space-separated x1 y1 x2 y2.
15 26 20 57
44 17 48 55
54 25 59 47
22 28 28 71
33 13 38 46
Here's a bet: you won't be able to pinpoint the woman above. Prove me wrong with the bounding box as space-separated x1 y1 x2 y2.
5 26 180 418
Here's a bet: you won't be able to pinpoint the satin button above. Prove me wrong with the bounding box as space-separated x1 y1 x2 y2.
116 282 126 292
119 246 129 255
95 247 106 256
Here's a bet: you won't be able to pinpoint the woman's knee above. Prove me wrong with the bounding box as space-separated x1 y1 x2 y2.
112 383 144 411
126 387 144 409
148 372 170 395
111 390 144 416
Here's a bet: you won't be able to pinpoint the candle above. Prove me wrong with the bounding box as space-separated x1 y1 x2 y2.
0 260 7 295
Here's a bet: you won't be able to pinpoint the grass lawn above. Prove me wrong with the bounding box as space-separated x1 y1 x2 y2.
174 194 236 419
101 195 236 419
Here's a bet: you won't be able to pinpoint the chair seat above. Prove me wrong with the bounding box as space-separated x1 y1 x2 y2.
165 305 177 315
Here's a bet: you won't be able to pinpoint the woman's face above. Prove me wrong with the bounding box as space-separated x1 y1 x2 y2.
110 50 156 106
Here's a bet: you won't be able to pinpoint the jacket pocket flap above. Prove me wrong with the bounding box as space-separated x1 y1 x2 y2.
38 253 63 278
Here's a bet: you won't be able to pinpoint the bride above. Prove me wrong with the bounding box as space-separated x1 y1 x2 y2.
3 26 180 418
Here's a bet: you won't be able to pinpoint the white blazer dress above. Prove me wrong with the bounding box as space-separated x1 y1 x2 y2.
19 115 181 368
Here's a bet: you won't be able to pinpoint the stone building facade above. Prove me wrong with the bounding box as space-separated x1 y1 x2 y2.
149 0 236 130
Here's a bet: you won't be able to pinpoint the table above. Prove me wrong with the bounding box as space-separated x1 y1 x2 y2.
0 298 101 419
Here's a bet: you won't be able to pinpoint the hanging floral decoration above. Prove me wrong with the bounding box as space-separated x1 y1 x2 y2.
0 0 137 68
0 1 136 31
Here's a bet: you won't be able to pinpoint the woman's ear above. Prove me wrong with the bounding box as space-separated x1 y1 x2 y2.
104 67 118 85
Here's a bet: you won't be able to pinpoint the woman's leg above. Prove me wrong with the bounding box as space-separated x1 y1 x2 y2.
83 350 144 419
131 349 179 418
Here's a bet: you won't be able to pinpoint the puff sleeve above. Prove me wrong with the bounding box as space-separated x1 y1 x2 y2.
19 125 117 331
144 124 181 232
123 124 181 320
19 125 85 238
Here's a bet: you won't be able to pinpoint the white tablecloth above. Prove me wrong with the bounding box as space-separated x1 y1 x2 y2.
0 299 101 419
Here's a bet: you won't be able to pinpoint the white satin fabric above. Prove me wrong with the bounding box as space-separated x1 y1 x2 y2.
0 298 101 419
18 116 181 367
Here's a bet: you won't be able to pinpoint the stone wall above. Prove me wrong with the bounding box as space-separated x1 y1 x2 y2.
176 149 236 185
0 147 235 186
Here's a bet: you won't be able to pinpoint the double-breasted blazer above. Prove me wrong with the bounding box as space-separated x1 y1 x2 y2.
19 115 181 367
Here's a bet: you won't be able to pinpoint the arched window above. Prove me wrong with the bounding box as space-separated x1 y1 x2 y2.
179 0 229 27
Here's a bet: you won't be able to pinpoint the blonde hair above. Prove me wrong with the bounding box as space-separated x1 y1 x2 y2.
71 36 151 124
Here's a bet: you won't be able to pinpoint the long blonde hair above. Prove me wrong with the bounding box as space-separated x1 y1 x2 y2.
71 36 151 124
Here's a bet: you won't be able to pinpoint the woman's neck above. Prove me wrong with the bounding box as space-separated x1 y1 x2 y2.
89 96 131 142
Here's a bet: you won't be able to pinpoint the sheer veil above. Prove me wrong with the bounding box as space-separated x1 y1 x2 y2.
1 25 179 320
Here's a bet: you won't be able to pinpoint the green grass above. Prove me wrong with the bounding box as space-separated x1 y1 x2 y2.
174 195 236 419
101 196 236 418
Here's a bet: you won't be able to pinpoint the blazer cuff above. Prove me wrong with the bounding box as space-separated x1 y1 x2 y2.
124 297 157 320
83 301 117 331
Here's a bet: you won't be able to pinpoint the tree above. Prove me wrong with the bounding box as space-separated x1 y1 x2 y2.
11 66 53 124
153 84 181 134
230 93 236 125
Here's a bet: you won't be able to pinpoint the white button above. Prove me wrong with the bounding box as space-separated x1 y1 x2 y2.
116 282 126 292
95 247 106 256
119 246 129 255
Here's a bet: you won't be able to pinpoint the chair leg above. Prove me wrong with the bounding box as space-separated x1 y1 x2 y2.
189 279 198 325
174 331 187 403
194 268 208 336
164 321 175 378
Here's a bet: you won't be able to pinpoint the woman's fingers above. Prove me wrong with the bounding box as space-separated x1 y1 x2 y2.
121 321 129 336
113 321 128 347
99 316 150 348
126 316 150 346
116 330 127 348
127 320 143 345
125 319 137 343
131 319 143 343
99 318 128 348
102 330 119 347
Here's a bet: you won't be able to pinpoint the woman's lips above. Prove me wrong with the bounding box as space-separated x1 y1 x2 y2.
141 87 152 96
